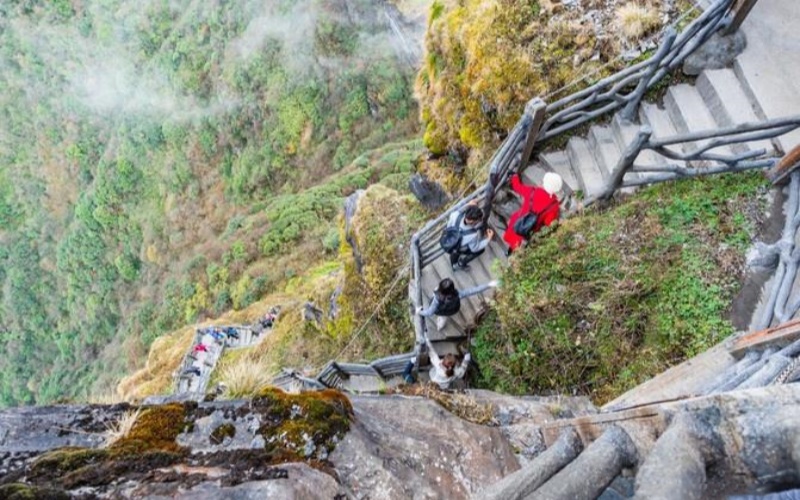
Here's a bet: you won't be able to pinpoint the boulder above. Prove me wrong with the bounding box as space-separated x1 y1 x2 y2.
683 31 747 76
330 395 520 499
409 173 449 210
344 190 365 273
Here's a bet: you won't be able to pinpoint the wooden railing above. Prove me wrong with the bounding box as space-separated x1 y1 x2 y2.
590 116 800 204
539 0 735 138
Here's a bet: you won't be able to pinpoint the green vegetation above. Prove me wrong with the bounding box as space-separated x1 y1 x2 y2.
473 173 768 403
0 0 421 405
417 0 605 182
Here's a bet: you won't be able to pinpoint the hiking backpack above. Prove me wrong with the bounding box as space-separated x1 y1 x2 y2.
435 292 461 316
512 197 558 238
440 213 478 254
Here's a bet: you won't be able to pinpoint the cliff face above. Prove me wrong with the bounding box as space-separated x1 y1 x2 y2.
0 389 592 499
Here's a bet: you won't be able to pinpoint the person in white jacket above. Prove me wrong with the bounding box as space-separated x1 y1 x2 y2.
426 338 470 390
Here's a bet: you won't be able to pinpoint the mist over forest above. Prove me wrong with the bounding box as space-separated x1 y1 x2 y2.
0 0 421 405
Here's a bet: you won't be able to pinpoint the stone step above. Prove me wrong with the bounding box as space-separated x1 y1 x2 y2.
733 24 800 155
422 256 471 340
541 151 580 193
696 68 775 156
521 164 546 187
588 126 621 176
639 103 685 169
566 137 606 198
665 83 733 163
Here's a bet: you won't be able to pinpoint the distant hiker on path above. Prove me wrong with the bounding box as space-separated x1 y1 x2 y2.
417 278 498 330
503 172 563 253
441 201 494 271
192 343 209 354
426 338 470 390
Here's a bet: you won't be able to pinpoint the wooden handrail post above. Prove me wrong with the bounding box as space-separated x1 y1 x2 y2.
724 0 759 35
519 98 548 170
594 125 652 203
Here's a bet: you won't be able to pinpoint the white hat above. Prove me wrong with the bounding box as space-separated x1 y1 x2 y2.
543 172 563 196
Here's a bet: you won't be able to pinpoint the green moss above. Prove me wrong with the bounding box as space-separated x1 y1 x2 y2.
109 403 190 455
29 448 107 479
0 483 70 500
254 388 352 459
473 173 768 403
210 423 237 445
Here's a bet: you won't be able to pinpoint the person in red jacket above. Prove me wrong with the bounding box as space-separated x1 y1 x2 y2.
503 172 563 253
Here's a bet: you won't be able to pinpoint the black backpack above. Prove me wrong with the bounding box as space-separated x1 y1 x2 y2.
440 213 478 254
513 198 558 238
435 292 461 316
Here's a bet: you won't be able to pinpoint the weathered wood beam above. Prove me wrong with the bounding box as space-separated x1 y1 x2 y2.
633 412 722 500
479 428 583 500
724 0 760 35
530 425 638 500
730 318 800 358
766 144 800 185
518 98 547 170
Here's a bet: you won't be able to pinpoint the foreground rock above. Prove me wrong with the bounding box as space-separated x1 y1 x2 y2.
331 396 519 498
0 391 523 499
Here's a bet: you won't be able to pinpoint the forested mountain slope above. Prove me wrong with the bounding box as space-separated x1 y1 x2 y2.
0 0 422 405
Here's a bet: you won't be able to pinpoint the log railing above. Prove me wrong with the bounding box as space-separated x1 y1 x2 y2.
591 116 800 204
539 0 734 140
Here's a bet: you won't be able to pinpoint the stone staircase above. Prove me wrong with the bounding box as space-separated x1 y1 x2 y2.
520 65 780 202
421 238 507 343
176 324 268 396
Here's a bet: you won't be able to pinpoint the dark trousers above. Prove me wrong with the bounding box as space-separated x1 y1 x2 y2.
402 360 415 383
450 248 485 267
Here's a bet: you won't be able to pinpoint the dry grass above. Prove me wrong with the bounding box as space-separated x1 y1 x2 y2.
616 2 661 40
218 359 276 399
103 409 142 448
395 384 495 425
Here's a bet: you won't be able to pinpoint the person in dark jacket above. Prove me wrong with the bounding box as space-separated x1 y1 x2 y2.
444 202 495 271
416 278 498 330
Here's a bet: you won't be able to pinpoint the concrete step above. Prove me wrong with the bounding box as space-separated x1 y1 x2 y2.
639 103 685 169
734 20 800 155
521 164 546 187
665 83 733 163
566 137 606 198
588 126 621 176
541 151 580 193
696 68 775 156
422 257 471 340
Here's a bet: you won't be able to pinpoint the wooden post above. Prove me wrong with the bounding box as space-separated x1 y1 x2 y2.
724 0 759 35
593 126 652 203
519 98 548 170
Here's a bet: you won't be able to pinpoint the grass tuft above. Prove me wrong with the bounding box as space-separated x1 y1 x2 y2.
472 173 768 404
616 3 661 40
103 409 142 448
218 359 276 399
